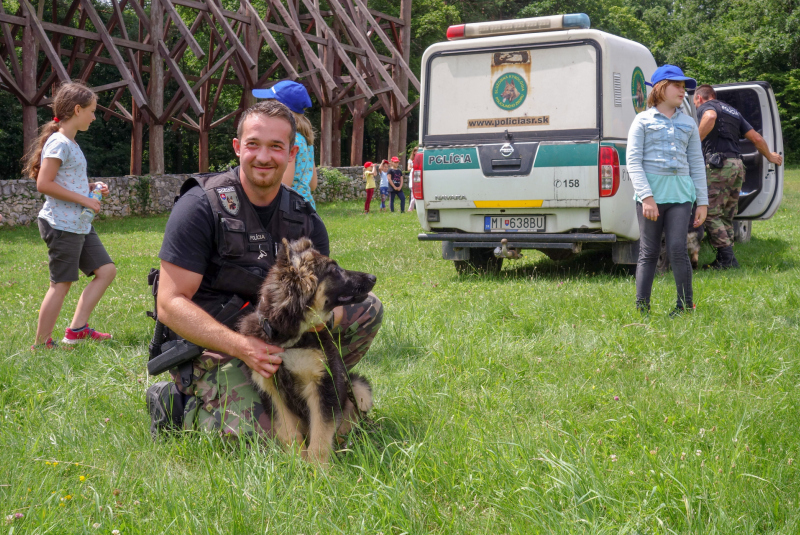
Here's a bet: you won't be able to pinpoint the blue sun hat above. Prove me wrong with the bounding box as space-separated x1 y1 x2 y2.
252 81 313 113
646 64 697 89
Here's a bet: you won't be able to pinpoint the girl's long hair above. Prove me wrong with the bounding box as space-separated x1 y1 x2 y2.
23 81 96 179
293 112 316 146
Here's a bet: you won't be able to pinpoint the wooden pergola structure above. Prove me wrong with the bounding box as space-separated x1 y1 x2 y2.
0 0 417 174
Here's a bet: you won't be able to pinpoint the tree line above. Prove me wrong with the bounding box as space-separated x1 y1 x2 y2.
0 0 796 180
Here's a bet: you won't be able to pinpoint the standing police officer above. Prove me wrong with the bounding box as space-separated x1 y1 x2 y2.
694 84 783 269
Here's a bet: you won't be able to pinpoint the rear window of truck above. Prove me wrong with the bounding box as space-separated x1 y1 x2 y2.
424 43 598 141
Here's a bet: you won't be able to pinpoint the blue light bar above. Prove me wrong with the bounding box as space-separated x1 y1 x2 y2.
562 13 591 29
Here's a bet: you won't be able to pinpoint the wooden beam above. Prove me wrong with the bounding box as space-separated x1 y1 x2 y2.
92 80 130 93
298 0 374 99
31 72 57 105
160 44 235 122
171 0 250 23
96 102 131 122
102 86 127 120
0 61 30 105
0 5 23 82
126 0 151 34
39 21 154 52
241 0 300 80
210 108 238 128
157 40 204 116
20 0 70 82
115 101 134 121
266 0 338 92
326 0 408 107
79 0 149 110
368 8 404 26
0 12 27 26
161 0 204 58
353 0 419 91
205 0 255 72
110 0 147 94
167 115 200 131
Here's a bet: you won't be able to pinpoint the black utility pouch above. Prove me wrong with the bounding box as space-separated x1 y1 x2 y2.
217 217 247 257
707 153 725 168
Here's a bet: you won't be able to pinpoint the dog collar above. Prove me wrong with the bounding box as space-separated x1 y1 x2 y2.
257 313 277 341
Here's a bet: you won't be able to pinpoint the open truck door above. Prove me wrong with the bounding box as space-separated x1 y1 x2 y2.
712 82 784 224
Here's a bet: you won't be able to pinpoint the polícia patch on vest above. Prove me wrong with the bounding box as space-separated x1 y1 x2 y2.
215 186 240 215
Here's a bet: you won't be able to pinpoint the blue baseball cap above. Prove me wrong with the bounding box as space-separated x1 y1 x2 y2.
252 81 312 113
646 64 696 89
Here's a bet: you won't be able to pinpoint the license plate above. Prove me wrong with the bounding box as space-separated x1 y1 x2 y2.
484 215 545 232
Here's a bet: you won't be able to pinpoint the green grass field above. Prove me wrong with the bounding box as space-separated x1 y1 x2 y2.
2 169 799 534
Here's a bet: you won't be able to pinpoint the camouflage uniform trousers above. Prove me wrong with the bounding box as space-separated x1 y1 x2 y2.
704 158 745 249
171 294 383 439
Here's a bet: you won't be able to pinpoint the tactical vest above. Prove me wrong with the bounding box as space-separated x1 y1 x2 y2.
179 167 316 316
699 100 743 156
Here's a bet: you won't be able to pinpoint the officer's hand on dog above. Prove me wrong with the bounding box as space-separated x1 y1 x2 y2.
693 205 708 228
238 335 283 378
642 197 659 221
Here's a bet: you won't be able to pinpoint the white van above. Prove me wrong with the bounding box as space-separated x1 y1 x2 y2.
411 14 784 273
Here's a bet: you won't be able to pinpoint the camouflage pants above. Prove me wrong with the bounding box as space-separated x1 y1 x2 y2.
704 158 745 249
171 294 383 439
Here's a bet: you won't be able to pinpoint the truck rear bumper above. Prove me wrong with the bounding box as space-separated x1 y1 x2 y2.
418 232 617 247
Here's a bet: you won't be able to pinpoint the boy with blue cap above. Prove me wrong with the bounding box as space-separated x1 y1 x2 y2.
626 65 708 317
253 81 318 209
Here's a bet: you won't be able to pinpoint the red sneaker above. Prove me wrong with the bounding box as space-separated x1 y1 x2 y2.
31 337 59 351
62 324 113 345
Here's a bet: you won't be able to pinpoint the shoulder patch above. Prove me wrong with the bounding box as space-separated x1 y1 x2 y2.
215 186 240 215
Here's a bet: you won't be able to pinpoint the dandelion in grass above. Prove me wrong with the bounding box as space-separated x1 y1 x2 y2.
79 476 86 482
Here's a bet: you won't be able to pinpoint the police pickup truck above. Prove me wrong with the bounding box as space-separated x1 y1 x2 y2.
411 14 784 274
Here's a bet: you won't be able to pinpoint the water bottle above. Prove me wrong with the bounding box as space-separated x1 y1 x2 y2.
79 184 103 224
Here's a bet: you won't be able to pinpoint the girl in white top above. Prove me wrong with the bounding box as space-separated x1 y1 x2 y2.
25 82 116 349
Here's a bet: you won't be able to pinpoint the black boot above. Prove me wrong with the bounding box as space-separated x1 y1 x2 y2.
635 298 650 316
146 381 186 438
703 246 740 270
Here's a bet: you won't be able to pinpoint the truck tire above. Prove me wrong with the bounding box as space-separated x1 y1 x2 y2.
541 249 576 262
734 220 751 243
454 248 503 275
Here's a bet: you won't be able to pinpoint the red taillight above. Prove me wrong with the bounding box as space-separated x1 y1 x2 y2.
599 146 620 197
412 151 424 200
446 24 466 40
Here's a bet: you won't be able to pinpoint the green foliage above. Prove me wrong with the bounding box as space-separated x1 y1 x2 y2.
128 175 151 215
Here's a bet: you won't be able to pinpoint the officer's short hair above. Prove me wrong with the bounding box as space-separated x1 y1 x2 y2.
695 84 716 101
237 100 297 147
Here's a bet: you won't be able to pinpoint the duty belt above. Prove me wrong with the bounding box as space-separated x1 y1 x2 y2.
714 152 741 160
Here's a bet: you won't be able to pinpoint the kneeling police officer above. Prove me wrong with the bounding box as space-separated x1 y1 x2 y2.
146 99 383 438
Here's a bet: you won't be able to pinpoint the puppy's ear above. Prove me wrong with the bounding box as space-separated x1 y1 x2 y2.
282 238 292 264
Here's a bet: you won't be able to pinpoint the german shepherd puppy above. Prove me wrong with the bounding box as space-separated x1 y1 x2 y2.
237 238 377 464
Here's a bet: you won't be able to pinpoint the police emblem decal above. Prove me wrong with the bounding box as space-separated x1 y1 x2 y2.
216 186 240 215
631 67 647 114
492 73 527 111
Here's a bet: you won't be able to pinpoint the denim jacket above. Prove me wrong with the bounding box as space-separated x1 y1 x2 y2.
626 107 708 204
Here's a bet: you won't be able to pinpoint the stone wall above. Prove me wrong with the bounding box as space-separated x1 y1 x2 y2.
0 167 372 228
